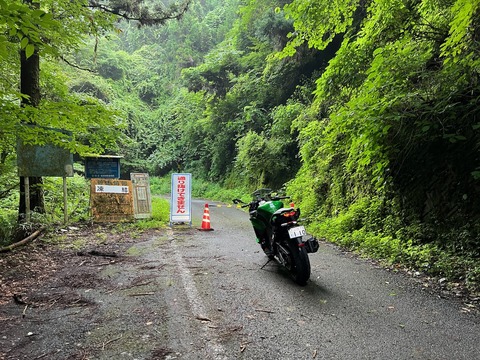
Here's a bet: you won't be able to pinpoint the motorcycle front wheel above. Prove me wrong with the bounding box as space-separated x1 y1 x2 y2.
287 242 311 285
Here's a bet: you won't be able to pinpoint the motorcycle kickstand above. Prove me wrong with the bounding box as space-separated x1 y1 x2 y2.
261 258 273 269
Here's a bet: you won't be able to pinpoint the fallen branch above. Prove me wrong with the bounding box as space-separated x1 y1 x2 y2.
22 305 28 318
127 292 155 297
0 227 45 253
33 352 50 360
77 250 118 258
195 315 212 322
101 335 123 350
254 308 275 314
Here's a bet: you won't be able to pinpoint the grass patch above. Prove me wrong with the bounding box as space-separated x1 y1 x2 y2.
126 245 143 256
118 196 170 232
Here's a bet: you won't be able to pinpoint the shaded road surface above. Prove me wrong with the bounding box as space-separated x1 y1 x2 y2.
174 200 479 360
1 199 479 359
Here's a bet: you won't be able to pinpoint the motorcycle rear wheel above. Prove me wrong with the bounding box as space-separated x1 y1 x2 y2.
288 243 311 285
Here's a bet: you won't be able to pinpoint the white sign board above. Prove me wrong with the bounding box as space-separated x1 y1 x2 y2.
170 173 192 224
95 185 129 194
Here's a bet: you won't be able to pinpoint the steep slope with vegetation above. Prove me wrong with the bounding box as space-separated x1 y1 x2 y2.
281 0 480 290
133 0 478 291
1 0 479 292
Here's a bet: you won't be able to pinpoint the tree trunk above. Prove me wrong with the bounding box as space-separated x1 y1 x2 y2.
18 9 45 222
20 43 40 107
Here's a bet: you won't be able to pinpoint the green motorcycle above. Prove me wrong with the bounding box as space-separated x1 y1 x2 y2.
234 189 319 285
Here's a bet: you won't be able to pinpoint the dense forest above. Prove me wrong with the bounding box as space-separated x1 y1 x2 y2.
1 0 479 291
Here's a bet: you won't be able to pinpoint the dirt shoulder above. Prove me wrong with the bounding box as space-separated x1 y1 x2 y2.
0 224 196 360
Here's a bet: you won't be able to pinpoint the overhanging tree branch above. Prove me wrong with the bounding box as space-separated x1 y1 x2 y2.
88 0 191 26
61 56 96 72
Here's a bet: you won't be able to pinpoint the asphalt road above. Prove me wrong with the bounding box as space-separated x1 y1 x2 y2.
1 198 479 360
168 199 480 359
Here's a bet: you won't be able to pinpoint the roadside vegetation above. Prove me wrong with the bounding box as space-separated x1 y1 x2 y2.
1 0 479 297
3 174 478 295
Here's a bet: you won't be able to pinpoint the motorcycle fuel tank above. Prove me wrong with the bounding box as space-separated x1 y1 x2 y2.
257 200 284 218
250 200 284 232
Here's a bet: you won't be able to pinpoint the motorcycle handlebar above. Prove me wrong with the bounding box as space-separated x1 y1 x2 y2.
232 199 251 208
270 195 290 201
233 195 290 207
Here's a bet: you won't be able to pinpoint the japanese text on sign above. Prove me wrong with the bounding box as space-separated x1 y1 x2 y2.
95 185 129 194
170 173 192 224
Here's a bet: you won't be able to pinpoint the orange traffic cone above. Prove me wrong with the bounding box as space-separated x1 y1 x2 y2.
198 203 214 231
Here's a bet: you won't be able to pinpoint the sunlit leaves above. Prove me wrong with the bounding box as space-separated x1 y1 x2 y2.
441 0 480 64
0 0 122 159
288 0 480 230
0 0 71 59
280 0 360 57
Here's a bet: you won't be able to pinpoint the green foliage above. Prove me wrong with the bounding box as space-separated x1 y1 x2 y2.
307 196 480 292
281 0 359 56
3 0 478 291
150 176 172 195
466 265 480 292
121 196 171 231
441 0 480 65
0 211 17 246
43 175 91 223
0 155 19 243
0 173 91 244
0 0 123 163
234 131 268 189
191 178 247 203
60 1 241 178
233 99 303 190
276 0 480 292
288 0 480 251
0 0 94 60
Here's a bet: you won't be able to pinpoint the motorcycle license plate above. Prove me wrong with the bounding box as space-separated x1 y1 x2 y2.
288 226 306 239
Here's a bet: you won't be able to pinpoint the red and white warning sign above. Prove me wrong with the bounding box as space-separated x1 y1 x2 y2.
170 173 192 225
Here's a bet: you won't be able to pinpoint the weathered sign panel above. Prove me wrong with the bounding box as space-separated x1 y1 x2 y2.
170 173 192 225
85 156 121 179
131 173 152 219
17 127 74 177
90 179 134 222
17 142 73 177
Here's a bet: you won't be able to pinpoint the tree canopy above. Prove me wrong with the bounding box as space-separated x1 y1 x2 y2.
0 0 191 160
